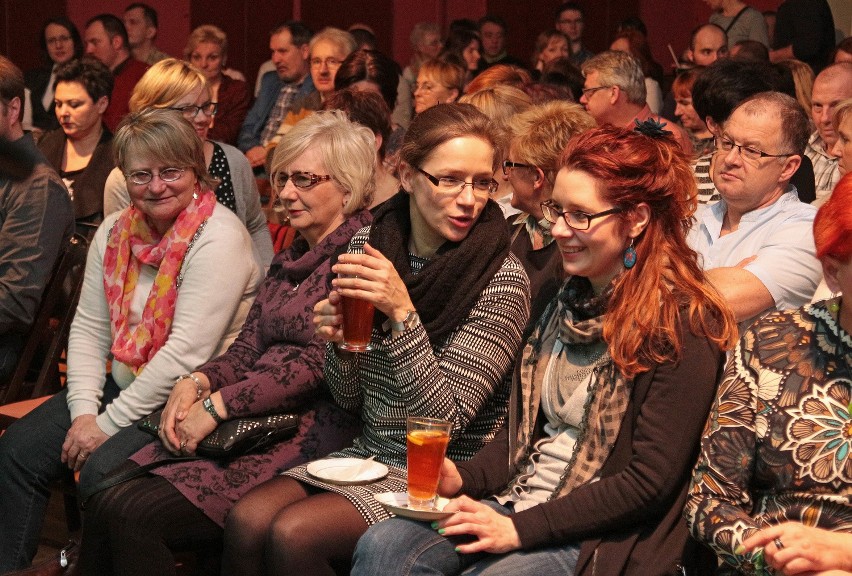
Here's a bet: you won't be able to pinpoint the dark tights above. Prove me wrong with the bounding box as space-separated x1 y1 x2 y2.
222 476 368 576
80 462 222 576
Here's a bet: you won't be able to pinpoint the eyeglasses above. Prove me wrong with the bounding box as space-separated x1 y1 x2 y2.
581 85 611 98
540 201 623 230
126 167 186 185
714 136 794 163
168 101 218 119
416 167 498 197
502 160 536 176
310 57 343 69
273 171 333 190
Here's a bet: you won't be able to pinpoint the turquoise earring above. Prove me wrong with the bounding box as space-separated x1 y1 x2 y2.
623 240 637 269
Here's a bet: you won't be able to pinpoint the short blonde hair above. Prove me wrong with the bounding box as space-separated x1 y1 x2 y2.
509 100 595 184
270 110 375 213
778 59 815 114
460 85 531 154
128 58 208 112
418 59 465 95
114 108 216 190
833 98 852 134
184 25 228 59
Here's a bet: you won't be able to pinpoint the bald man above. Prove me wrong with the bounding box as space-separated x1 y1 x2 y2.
688 24 729 66
806 62 852 205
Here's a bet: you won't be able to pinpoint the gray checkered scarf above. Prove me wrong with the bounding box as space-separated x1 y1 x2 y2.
510 277 633 498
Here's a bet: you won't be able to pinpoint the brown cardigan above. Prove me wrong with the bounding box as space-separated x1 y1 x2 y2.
456 305 723 576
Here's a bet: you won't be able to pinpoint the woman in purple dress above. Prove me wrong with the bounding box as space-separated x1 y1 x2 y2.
78 110 375 575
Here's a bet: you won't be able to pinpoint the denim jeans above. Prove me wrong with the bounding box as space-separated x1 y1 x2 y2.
0 378 155 571
352 499 580 576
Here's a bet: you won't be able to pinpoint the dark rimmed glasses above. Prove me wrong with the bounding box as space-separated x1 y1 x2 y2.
126 167 186 185
581 85 611 98
502 160 536 176
540 201 623 230
273 171 333 190
168 101 218 119
714 136 795 163
416 167 498 197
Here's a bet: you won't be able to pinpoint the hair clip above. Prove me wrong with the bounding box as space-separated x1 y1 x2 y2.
633 118 672 138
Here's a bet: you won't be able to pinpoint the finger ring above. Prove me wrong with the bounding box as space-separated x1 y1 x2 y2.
773 537 784 550
79 452 87 459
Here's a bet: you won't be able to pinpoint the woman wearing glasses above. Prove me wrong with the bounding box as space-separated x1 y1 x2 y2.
37 56 113 232
221 103 530 575
0 108 261 573
413 59 465 115
75 110 375 575
103 58 274 269
353 123 737 576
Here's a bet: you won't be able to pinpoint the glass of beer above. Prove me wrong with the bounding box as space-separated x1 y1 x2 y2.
338 275 374 352
406 416 452 510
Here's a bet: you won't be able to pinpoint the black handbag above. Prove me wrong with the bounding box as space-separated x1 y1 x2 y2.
138 409 300 458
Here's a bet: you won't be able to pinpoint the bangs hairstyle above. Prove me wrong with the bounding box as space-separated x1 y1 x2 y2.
114 108 216 190
560 126 736 377
400 103 499 172
184 24 228 59
814 172 852 261
418 59 465 94
671 67 703 100
55 57 114 103
129 58 208 112
270 110 375 213
532 30 570 67
832 97 852 134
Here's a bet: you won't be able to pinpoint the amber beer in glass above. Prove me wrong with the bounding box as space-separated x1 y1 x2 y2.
339 288 374 351
406 416 452 510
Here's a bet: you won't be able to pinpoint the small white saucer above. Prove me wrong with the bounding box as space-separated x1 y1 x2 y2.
374 492 453 521
306 458 388 485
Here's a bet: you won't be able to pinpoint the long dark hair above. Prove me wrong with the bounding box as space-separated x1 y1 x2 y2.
40 17 84 67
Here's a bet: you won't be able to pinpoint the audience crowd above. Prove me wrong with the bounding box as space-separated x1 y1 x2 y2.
0 1 850 575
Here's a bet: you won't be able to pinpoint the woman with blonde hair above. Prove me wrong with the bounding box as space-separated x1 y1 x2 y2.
532 30 570 72
413 59 465 114
104 57 273 269
184 24 250 145
778 58 816 125
78 110 375 575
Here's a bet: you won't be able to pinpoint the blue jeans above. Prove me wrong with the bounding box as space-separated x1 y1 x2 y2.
352 500 580 576
0 379 155 571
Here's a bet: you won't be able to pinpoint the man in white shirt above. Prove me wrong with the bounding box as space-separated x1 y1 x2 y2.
806 62 852 206
689 91 821 325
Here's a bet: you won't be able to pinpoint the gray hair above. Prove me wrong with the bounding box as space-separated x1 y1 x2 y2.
309 27 357 58
582 50 646 105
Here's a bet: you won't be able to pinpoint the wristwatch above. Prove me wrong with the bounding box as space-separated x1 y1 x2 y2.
202 396 225 424
391 310 419 333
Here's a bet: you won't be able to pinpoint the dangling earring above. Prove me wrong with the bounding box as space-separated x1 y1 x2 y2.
623 239 637 269
829 293 840 314
192 182 199 200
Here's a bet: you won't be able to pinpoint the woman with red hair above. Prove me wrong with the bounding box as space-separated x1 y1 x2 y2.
353 124 737 576
686 172 852 575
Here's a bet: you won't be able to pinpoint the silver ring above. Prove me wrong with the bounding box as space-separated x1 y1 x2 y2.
773 537 784 550
79 452 88 459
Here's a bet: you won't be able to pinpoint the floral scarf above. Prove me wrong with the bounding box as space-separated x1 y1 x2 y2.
103 190 216 373
509 275 633 497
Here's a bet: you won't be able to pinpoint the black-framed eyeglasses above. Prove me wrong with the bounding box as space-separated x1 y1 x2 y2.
502 160 536 176
416 167 499 197
126 167 186 185
168 101 218 119
540 201 623 230
581 85 611 98
273 171 333 190
714 136 795 163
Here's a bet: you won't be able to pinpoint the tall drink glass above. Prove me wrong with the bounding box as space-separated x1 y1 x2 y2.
406 416 452 510
338 275 374 352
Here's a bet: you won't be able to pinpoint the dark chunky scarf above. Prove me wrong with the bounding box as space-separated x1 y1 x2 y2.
368 191 510 347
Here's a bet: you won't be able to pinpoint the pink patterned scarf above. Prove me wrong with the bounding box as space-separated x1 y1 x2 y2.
103 190 216 373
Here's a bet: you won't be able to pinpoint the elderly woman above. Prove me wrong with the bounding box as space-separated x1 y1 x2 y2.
222 103 531 575
184 24 250 145
685 171 852 575
353 124 737 576
25 16 84 133
671 67 714 157
0 108 260 573
78 110 374 575
103 58 274 269
37 57 113 230
396 22 443 129
413 59 465 115
501 100 595 305
830 98 852 178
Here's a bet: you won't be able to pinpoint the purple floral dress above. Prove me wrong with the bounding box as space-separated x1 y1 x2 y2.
129 210 371 526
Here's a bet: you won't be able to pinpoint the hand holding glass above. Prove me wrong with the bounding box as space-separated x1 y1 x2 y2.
338 273 374 352
407 416 452 510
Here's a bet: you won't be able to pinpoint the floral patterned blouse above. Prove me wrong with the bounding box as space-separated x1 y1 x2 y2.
685 299 852 574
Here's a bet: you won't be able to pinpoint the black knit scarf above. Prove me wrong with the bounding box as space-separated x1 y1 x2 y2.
368 191 510 347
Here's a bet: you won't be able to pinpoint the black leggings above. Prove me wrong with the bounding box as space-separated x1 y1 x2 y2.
80 461 222 576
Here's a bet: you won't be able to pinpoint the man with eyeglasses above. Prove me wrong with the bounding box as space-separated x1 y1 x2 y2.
688 92 821 327
238 22 314 170
84 14 149 132
555 2 594 66
580 51 694 155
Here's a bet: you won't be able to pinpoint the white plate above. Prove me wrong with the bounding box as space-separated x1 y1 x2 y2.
374 492 453 521
306 457 389 485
